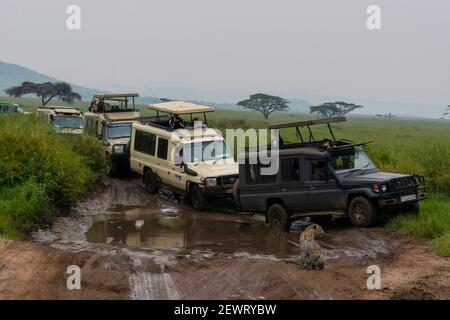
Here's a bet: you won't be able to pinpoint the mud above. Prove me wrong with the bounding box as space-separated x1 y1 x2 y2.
0 175 449 300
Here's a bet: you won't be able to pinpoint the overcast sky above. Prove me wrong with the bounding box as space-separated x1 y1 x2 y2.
0 0 449 109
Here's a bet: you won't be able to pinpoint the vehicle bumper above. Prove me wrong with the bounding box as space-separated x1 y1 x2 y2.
378 190 426 207
200 185 235 197
110 153 130 163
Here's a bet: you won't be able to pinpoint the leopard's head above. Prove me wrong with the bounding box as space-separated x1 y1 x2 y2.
302 223 325 240
312 224 325 238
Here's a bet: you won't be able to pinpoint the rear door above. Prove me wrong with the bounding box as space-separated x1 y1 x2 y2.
239 162 278 212
300 158 342 211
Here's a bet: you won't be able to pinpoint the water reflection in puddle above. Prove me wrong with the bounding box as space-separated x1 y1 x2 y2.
85 205 299 257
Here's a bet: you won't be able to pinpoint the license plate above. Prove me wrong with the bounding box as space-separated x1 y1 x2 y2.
401 194 417 202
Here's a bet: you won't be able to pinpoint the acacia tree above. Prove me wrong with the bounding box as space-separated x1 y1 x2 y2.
310 101 363 118
6 81 81 106
237 93 289 119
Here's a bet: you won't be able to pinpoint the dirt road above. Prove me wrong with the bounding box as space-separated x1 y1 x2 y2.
0 176 448 300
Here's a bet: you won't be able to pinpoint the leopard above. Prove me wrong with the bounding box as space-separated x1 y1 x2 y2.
287 223 325 270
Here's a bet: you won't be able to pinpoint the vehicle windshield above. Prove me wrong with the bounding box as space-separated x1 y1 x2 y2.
183 140 232 163
53 116 84 129
107 123 132 139
329 149 377 174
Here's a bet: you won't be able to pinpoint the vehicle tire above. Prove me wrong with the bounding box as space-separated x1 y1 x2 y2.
348 197 378 227
267 203 291 231
310 215 333 226
144 169 158 194
106 155 118 177
190 184 206 211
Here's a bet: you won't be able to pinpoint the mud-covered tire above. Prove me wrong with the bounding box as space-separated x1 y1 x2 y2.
267 203 291 230
348 197 378 227
190 184 206 211
144 169 158 194
106 155 118 177
310 215 333 226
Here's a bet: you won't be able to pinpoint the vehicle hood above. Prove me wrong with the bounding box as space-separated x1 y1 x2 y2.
189 159 239 178
108 138 130 145
55 128 83 135
340 171 411 185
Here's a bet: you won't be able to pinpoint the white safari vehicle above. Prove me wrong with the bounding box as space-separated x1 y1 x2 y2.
83 93 141 176
37 106 84 134
130 101 239 210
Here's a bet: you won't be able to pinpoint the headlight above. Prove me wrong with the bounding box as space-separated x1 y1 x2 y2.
113 144 125 154
372 183 380 193
204 178 217 187
381 184 387 192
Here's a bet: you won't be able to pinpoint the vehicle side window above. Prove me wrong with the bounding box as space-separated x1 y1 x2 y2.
309 160 330 182
0 105 4 112
157 137 169 160
135 130 156 156
245 163 277 185
281 158 300 182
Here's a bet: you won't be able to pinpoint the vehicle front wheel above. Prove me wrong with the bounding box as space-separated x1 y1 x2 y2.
267 203 291 231
190 185 206 211
106 155 118 177
144 169 158 194
348 197 378 227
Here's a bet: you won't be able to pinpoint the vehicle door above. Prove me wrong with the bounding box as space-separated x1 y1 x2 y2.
238 162 278 212
300 157 341 211
167 142 188 192
154 136 171 185
278 156 309 212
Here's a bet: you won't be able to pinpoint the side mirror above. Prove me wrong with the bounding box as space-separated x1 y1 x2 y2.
174 159 184 168
183 164 198 176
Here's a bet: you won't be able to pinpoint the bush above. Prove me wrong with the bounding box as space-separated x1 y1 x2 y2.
0 181 56 234
0 115 104 236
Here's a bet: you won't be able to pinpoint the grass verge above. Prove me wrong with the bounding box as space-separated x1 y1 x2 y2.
0 115 105 238
387 194 450 256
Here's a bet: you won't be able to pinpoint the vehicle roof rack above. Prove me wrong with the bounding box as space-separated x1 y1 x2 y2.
268 116 346 129
269 116 346 143
94 93 139 99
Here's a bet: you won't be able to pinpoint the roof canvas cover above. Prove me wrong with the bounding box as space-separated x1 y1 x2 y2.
105 111 140 121
148 101 214 115
54 108 80 114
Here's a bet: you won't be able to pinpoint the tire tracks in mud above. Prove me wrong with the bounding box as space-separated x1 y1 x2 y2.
20 176 450 300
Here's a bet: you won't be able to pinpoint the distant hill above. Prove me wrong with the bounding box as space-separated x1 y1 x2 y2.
0 59 101 100
0 59 313 113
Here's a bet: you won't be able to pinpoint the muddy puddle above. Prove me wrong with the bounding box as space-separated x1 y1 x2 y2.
85 203 299 257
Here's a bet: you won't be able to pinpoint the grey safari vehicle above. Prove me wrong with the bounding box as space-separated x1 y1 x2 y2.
0 102 29 114
236 117 427 229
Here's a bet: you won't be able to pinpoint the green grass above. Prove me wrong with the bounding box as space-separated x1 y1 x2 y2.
1 96 449 255
0 114 105 237
387 194 450 256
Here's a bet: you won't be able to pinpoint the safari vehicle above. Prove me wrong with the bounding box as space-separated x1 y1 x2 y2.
84 93 141 176
0 102 29 114
37 106 84 134
237 117 427 229
130 101 239 211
